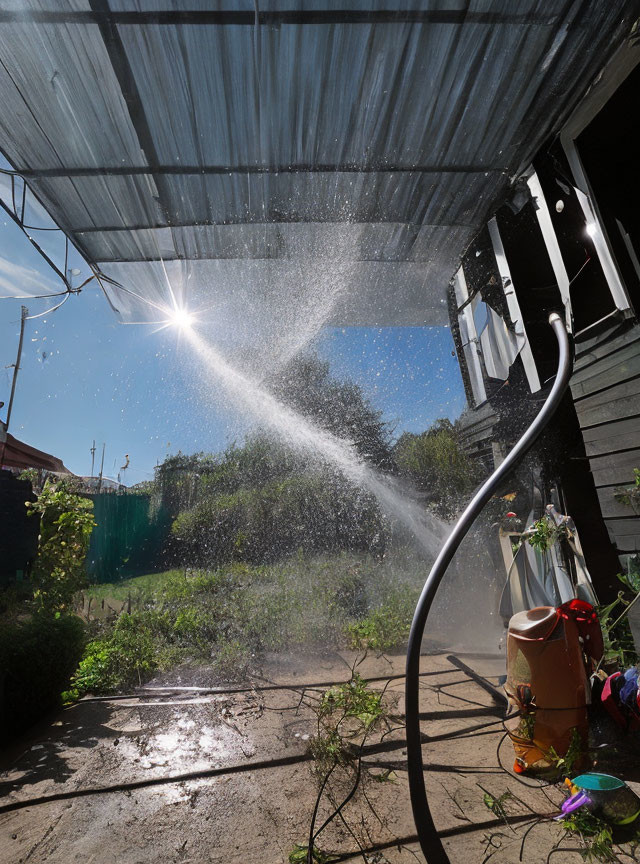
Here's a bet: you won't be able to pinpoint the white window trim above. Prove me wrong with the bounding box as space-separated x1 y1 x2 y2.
558 35 640 315
454 267 487 406
560 139 631 314
525 169 573 327
487 217 541 393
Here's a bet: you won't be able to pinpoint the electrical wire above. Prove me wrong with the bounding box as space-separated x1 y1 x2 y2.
23 292 70 319
405 313 574 864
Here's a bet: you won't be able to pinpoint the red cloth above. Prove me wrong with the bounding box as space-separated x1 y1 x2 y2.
0 433 71 474
558 599 604 667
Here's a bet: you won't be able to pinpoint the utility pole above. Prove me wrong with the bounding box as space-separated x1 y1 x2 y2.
90 439 96 477
0 305 28 467
97 443 105 493
5 305 28 432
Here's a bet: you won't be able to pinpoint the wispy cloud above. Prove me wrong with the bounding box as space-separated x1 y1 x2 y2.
0 255 61 298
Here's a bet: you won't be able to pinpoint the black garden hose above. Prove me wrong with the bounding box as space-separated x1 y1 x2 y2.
405 312 573 863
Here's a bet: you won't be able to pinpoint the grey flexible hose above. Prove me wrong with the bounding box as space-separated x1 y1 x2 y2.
405 312 573 862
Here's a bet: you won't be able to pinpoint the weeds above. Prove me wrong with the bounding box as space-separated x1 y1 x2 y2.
310 675 388 772
597 593 639 670
296 668 403 862
482 789 514 825
562 809 617 862
68 553 422 697
546 727 584 777
346 590 417 653
319 675 385 729
288 844 336 863
310 729 349 771
63 611 157 700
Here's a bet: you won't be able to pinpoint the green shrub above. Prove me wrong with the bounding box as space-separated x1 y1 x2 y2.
394 419 481 518
346 590 417 653
319 674 385 729
63 640 117 699
27 480 95 613
69 553 423 695
171 473 384 567
0 614 85 733
213 640 252 680
66 611 158 698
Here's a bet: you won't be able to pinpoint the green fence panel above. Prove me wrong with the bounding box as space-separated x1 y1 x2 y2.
86 493 170 584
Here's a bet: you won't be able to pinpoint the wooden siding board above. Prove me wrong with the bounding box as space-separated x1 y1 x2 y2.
571 350 640 398
591 448 640 486
572 331 640 380
574 321 640 366
597 485 640 518
605 519 640 536
583 415 640 456
606 524 640 553
575 375 640 417
461 427 498 448
575 393 640 428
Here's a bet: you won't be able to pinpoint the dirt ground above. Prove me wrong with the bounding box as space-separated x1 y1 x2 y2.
0 651 597 864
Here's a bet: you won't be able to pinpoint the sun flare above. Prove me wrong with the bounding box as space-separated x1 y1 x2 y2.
168 306 195 330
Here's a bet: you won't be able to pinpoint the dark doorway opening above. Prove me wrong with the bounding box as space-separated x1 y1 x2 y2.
577 61 640 316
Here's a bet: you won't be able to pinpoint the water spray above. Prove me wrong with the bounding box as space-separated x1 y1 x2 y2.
183 326 448 558
404 313 573 863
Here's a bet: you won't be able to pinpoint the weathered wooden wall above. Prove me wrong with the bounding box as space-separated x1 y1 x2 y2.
457 402 499 470
571 320 640 558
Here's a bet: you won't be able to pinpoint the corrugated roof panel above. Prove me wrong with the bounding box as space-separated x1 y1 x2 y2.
99 257 453 326
0 1 636 324
31 174 165 235
0 21 146 170
79 220 473 263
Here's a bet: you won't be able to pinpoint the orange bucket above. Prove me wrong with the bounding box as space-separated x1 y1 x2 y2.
505 605 590 774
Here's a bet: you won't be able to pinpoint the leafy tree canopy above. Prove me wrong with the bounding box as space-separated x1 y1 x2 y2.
267 354 395 471
394 419 481 518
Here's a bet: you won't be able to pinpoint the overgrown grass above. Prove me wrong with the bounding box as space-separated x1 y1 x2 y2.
346 588 416 653
78 569 190 604
69 552 422 698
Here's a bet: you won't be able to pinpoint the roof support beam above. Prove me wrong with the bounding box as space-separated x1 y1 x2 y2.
13 164 499 178
92 254 453 264
0 10 556 26
87 0 174 225
73 218 475 233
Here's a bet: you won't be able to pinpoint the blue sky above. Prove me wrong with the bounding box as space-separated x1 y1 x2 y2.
0 199 467 486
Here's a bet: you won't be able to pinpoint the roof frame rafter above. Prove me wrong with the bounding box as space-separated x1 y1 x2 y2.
74 218 475 233
93 254 458 264
0 9 557 27
12 164 501 178
87 0 174 225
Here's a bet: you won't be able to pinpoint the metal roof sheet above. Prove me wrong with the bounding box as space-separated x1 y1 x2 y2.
0 1 636 324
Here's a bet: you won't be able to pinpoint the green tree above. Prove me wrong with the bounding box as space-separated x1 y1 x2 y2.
154 437 303 516
268 355 395 470
154 354 395 524
394 419 480 518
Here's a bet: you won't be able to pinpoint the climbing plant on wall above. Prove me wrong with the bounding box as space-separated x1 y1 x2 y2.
27 480 95 613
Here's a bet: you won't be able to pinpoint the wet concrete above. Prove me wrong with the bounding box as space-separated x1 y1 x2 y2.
0 652 587 864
